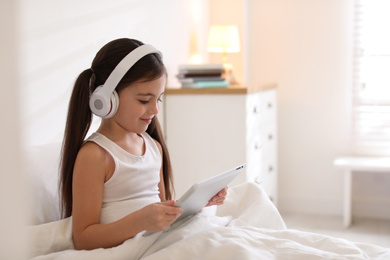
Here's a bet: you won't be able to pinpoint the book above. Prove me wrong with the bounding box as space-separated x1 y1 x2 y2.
178 77 225 84
178 63 225 71
178 63 225 75
178 69 224 75
181 80 229 89
177 73 224 78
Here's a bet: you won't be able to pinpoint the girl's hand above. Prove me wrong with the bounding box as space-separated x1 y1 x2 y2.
139 200 183 232
206 186 228 207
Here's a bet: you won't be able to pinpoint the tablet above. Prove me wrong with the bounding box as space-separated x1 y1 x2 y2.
143 163 246 236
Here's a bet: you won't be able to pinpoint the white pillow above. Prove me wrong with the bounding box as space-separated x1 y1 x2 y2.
24 143 62 225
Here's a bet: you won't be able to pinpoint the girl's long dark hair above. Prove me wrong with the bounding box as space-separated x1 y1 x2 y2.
59 38 173 218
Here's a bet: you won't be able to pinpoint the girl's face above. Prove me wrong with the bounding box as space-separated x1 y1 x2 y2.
113 74 167 134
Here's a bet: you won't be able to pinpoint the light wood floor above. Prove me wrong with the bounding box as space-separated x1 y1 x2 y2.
281 213 390 248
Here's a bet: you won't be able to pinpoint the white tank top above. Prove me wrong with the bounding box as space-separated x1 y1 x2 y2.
86 132 162 224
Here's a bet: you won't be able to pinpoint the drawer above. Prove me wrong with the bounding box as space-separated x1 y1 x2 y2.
246 143 276 184
246 139 263 183
259 156 277 202
259 123 276 151
247 122 276 152
248 154 277 197
246 90 276 127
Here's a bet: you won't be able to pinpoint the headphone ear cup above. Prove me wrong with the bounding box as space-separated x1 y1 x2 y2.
104 90 119 119
89 85 110 118
89 86 118 118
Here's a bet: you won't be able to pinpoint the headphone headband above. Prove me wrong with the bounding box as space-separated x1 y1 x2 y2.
99 44 162 98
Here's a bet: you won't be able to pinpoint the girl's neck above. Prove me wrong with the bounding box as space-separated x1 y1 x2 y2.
97 123 145 157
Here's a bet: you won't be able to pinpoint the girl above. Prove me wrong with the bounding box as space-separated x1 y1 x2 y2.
59 38 227 250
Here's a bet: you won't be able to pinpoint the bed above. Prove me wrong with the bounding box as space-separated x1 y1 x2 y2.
25 143 390 259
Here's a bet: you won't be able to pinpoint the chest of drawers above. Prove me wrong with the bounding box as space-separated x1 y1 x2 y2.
163 84 278 204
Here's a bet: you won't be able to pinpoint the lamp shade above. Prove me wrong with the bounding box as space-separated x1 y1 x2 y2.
207 25 240 53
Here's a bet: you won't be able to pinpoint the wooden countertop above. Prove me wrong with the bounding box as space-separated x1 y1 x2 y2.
165 83 277 95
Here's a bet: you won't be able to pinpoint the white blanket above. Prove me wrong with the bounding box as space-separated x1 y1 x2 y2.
27 183 390 260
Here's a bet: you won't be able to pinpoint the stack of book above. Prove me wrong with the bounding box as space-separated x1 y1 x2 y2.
177 64 229 88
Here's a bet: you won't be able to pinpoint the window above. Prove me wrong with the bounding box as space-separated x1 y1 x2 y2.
352 0 390 155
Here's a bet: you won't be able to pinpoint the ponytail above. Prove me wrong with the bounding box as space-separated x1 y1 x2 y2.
59 68 93 218
146 117 174 200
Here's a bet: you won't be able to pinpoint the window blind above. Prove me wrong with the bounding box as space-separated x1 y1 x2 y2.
352 0 390 155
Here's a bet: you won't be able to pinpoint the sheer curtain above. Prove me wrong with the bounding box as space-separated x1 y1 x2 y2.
352 0 390 155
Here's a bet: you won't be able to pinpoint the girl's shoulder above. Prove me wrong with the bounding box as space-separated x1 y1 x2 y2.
152 138 162 155
75 141 115 179
142 132 162 155
78 141 107 161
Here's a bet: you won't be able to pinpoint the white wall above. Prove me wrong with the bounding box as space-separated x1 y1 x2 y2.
0 1 28 258
245 0 390 219
19 0 209 147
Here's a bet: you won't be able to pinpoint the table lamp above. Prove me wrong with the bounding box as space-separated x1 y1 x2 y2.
207 25 240 84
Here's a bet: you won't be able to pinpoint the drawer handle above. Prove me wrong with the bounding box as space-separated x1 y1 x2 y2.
253 106 259 114
255 143 261 149
268 103 273 109
268 166 273 173
268 134 273 140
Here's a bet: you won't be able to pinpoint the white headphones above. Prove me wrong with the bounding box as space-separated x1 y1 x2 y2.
89 44 162 118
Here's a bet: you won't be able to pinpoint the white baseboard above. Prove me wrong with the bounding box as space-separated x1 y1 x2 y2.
278 196 342 216
278 196 390 220
353 196 390 219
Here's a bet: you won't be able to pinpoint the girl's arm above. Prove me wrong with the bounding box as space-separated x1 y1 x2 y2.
72 142 181 250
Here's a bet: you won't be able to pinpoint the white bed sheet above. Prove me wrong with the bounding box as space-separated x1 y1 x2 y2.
27 182 390 260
